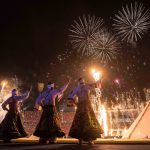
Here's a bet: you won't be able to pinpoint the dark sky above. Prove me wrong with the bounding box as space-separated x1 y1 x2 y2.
0 0 150 87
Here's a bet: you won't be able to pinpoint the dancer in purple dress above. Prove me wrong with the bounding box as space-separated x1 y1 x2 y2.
68 77 103 145
0 89 30 142
34 80 70 144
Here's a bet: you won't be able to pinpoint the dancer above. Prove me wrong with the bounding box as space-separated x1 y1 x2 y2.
67 77 103 145
0 88 31 142
34 79 70 144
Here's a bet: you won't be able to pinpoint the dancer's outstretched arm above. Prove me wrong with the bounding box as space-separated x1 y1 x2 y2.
57 79 71 102
59 79 70 93
14 91 30 101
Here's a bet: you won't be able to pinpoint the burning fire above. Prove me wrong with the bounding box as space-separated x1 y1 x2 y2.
1 81 7 94
91 69 101 81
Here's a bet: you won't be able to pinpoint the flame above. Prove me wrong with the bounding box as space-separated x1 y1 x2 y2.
115 79 119 84
100 105 108 137
1 81 7 93
91 69 101 81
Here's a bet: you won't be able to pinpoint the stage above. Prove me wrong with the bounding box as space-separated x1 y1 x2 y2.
1 135 150 144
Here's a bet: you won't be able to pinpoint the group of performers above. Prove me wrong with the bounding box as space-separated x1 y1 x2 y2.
0 77 103 145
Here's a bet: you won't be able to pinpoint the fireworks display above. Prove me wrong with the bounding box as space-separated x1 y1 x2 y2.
69 15 120 62
69 14 103 56
113 2 150 43
68 1 150 64
92 29 120 62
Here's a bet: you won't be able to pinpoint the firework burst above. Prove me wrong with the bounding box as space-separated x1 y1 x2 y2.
92 29 120 62
113 2 150 43
69 14 103 56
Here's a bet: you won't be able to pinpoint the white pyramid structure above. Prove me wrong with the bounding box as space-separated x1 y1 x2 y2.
123 101 150 139
0 105 7 123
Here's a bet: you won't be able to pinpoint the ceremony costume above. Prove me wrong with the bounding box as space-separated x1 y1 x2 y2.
68 78 103 144
0 90 30 142
34 81 70 143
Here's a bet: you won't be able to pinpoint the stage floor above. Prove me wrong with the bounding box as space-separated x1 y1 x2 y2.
3 135 149 144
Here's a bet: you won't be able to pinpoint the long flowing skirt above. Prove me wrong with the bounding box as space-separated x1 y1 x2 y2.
69 100 103 141
0 111 27 140
33 105 65 138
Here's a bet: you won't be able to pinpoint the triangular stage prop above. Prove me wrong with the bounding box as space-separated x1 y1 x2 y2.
123 101 150 139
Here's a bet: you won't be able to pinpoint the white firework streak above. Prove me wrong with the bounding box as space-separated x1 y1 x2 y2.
69 14 103 56
113 2 150 43
92 29 120 62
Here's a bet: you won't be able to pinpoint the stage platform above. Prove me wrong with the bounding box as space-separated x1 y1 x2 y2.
1 135 150 144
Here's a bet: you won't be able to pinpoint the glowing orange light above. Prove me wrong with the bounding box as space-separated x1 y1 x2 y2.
91 69 101 81
115 79 119 84
1 81 7 93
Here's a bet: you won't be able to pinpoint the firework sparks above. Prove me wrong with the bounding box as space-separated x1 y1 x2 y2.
69 14 103 56
92 29 120 62
113 2 150 43
100 105 108 137
57 50 72 63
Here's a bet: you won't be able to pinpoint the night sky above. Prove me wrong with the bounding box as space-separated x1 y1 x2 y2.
0 0 150 88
